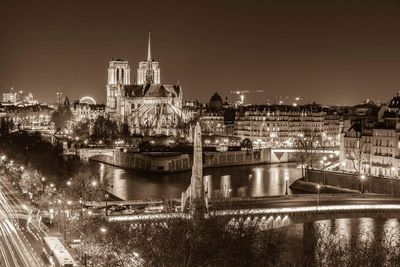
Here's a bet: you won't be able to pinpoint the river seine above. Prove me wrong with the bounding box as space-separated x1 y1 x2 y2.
94 161 400 254
94 162 302 200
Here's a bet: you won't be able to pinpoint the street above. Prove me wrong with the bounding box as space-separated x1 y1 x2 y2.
0 181 46 267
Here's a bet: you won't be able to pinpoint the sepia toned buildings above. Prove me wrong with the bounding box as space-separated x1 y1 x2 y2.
339 94 400 178
201 93 342 148
105 33 187 136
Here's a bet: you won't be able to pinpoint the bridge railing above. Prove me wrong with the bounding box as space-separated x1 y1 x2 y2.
210 193 400 203
209 203 400 217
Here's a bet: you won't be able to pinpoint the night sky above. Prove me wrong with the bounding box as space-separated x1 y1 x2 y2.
2 0 400 105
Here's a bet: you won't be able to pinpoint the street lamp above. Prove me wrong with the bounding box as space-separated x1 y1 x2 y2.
65 200 72 241
360 174 366 195
79 198 83 217
100 227 107 234
41 177 46 194
365 164 370 175
92 181 97 187
285 175 289 196
57 199 62 233
67 181 71 186
317 185 321 205
105 193 109 217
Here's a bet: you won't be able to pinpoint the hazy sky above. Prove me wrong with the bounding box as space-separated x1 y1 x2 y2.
2 0 400 105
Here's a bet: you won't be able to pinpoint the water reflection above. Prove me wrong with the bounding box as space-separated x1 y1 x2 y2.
94 162 301 200
288 217 400 255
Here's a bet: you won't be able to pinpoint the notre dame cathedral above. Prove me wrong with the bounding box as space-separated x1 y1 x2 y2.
106 33 189 136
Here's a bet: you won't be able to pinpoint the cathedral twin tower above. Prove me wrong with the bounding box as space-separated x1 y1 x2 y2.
106 32 160 87
105 33 185 136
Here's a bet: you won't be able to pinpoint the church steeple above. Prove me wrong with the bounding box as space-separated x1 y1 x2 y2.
147 32 152 63
136 32 161 85
145 32 154 85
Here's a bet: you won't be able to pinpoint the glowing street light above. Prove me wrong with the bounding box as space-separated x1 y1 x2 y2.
317 184 321 205
360 175 366 195
41 177 46 194
66 181 71 186
105 193 109 217
100 227 107 234
92 181 97 187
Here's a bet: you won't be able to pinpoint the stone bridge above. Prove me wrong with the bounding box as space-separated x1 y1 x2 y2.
105 194 400 228
77 148 114 160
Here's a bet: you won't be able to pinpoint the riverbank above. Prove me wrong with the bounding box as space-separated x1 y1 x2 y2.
89 148 276 173
290 179 360 194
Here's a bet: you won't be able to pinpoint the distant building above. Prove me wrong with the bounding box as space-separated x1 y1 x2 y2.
2 88 18 103
339 94 400 178
71 97 105 122
1 104 53 129
200 96 341 148
2 87 38 106
105 33 188 136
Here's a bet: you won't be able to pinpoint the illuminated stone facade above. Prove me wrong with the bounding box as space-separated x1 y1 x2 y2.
106 33 186 136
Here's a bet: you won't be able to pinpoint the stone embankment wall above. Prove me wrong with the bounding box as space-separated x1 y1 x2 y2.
307 169 400 194
90 148 281 173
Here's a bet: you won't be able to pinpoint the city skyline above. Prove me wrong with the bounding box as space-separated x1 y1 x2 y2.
2 0 400 105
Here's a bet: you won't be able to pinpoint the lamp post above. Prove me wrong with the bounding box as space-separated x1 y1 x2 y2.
285 175 289 196
65 200 72 241
57 199 62 233
360 174 365 195
41 177 46 195
317 185 321 205
105 193 109 217
79 198 83 218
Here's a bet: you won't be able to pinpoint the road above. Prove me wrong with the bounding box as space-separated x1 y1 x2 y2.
0 183 46 267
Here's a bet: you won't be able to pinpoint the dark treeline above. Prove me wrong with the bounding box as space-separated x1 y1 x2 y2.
0 119 81 185
74 214 400 267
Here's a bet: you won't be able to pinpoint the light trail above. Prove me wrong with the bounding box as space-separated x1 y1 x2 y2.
0 185 46 267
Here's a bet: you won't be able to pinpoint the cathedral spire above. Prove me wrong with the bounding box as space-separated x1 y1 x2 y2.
145 32 154 85
147 32 152 63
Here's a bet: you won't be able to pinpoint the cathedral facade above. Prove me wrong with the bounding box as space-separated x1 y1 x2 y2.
106 33 188 136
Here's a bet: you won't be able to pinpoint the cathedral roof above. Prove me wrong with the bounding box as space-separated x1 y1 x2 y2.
124 84 181 98
210 92 222 102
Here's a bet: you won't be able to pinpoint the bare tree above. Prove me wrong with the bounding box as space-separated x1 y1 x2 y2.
294 130 319 182
346 142 368 175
